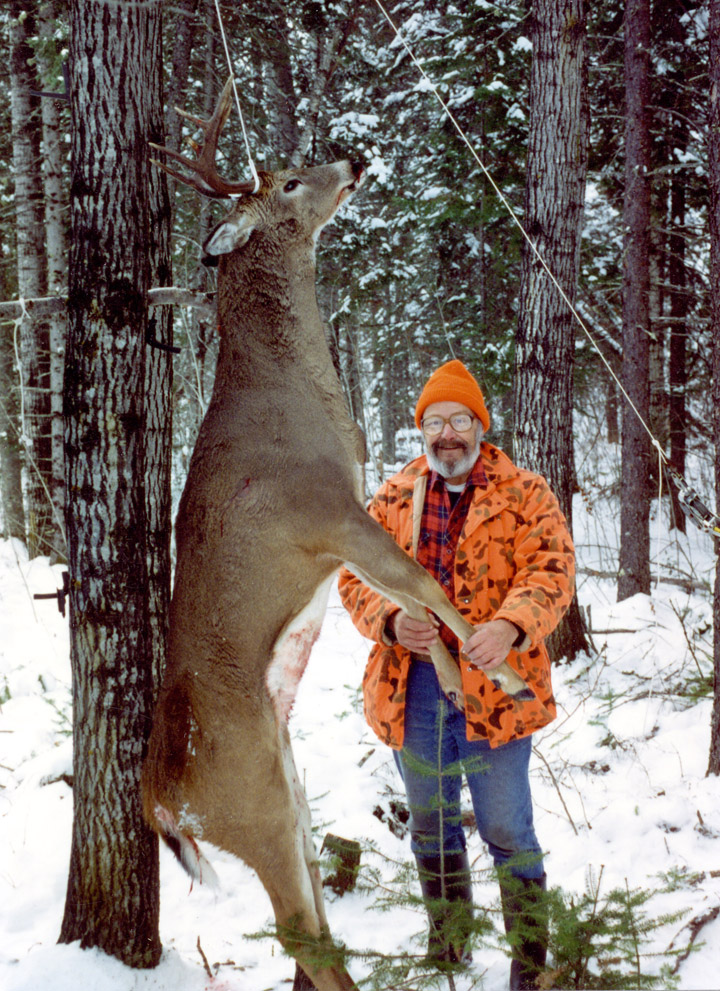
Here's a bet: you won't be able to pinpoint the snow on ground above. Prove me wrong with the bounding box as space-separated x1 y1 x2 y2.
2 485 720 991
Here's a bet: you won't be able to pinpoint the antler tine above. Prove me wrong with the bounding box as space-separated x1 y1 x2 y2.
151 76 257 198
149 154 236 200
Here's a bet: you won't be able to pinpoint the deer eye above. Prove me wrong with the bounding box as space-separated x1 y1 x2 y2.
283 178 302 193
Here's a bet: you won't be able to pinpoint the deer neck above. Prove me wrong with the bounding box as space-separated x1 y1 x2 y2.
216 229 327 380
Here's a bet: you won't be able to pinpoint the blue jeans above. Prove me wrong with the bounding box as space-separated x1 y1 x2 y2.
394 660 545 880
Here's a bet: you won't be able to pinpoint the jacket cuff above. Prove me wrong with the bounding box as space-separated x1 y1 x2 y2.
495 612 532 653
510 624 531 653
381 608 400 646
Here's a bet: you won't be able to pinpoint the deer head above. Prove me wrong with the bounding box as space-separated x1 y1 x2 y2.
152 76 364 259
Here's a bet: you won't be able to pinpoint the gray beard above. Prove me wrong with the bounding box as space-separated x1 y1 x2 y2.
426 434 482 480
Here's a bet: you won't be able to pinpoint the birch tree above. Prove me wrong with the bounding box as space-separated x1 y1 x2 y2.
513 0 589 661
58 0 169 966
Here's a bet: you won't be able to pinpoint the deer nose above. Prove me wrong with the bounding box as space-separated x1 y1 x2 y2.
351 161 365 181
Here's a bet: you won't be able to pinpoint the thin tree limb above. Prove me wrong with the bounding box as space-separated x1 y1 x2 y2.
0 288 216 321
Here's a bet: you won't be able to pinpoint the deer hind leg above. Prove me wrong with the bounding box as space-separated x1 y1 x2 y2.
273 721 356 990
338 507 531 703
260 583 355 989
248 717 354 991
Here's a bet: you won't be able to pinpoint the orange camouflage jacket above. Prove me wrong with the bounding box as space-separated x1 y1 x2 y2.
337 442 576 749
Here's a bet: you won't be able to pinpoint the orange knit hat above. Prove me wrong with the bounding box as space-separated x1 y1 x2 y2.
414 359 490 432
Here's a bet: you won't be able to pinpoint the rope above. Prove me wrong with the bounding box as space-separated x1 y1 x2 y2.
213 0 260 193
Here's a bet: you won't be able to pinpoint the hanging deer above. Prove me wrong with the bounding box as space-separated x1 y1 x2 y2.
142 77 531 991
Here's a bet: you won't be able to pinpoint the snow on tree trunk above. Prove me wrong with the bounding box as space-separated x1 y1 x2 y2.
617 0 652 601
58 0 164 966
512 0 589 661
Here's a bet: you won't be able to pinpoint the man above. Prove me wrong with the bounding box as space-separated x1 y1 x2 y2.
338 359 575 990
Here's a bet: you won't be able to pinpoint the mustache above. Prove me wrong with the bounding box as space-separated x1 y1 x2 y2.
432 438 469 454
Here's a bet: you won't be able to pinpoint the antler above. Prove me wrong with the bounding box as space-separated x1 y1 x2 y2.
151 76 257 199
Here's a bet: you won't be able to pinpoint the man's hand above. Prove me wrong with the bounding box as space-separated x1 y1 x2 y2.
462 619 518 672
388 610 439 654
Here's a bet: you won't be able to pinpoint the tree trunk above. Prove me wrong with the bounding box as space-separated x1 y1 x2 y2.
177 4 220 440
605 375 619 445
380 351 397 468
59 1 163 966
9 0 54 557
165 0 201 158
512 0 589 662
145 8 174 699
0 327 25 539
707 0 720 777
291 7 357 167
264 3 300 164
38 0 69 560
617 0 652 601
666 29 690 534
342 322 366 433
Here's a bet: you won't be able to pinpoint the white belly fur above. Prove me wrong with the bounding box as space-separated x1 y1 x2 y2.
266 573 335 723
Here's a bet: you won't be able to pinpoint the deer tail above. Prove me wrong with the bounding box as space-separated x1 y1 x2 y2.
153 804 219 889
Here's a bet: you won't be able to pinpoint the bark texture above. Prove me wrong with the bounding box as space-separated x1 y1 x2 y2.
513 0 589 661
0 327 24 539
617 0 652 600
38 0 69 558
146 16 174 698
9 0 54 556
59 0 164 966
708 0 720 777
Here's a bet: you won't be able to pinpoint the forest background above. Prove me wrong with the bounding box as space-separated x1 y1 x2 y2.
2 0 720 985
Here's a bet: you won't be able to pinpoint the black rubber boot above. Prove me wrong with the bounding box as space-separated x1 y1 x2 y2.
500 873 548 990
416 850 474 966
292 963 317 990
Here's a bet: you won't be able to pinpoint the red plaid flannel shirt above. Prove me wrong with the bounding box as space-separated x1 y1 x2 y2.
415 458 489 655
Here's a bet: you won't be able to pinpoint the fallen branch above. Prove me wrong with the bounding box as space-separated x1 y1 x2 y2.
669 904 720 972
532 746 580 836
578 567 709 594
196 936 214 980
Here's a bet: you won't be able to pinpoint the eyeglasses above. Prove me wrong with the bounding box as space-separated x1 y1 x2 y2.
421 413 476 436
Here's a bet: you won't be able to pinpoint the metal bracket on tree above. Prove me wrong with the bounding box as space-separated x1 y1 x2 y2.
33 571 70 617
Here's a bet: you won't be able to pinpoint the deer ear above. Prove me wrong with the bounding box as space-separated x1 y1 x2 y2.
203 214 255 256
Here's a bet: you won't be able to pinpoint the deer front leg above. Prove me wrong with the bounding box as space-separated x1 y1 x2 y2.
348 571 465 710
339 509 533 703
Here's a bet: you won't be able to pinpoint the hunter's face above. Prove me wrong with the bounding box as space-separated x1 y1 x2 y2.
422 401 483 482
